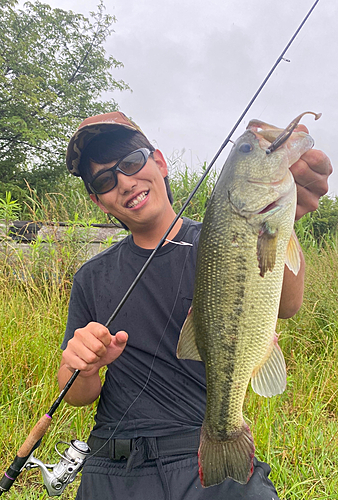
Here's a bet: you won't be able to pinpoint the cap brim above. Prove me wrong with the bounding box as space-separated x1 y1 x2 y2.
66 121 140 176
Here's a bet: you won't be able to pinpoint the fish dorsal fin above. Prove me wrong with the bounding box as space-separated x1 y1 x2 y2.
257 223 278 277
285 230 301 276
251 334 286 397
176 307 202 361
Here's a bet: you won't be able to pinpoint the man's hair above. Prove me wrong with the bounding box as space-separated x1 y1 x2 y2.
78 129 173 230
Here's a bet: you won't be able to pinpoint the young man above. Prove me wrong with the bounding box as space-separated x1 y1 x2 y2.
59 111 332 500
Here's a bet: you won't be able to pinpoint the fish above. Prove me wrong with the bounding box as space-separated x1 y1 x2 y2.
177 113 318 487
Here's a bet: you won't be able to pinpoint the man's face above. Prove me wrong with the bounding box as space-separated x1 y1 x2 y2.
89 149 171 231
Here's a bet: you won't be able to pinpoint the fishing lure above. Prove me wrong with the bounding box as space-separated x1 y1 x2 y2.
266 111 322 154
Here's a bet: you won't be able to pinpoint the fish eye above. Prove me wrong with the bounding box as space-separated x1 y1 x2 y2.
238 143 253 153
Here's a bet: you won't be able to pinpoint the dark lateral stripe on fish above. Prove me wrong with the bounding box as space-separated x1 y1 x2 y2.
202 274 247 432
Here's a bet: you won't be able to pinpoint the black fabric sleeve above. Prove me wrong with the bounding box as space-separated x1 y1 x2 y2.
61 277 95 350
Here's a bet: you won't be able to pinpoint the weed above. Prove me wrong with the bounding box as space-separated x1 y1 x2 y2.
1 168 338 499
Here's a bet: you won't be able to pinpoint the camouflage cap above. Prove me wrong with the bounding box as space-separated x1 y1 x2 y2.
66 111 146 176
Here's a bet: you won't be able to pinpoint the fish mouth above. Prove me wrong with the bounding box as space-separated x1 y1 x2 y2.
257 201 279 214
252 187 294 215
247 120 284 146
247 112 321 154
250 129 283 152
248 179 285 188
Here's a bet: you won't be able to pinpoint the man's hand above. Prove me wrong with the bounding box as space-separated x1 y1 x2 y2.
62 322 128 377
291 125 333 220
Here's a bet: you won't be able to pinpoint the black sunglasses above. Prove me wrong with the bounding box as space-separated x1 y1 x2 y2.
89 148 153 195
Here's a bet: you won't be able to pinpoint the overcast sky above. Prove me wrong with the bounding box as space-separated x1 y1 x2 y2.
24 0 338 194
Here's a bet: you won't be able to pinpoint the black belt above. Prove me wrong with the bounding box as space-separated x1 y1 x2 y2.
88 430 200 500
87 429 200 463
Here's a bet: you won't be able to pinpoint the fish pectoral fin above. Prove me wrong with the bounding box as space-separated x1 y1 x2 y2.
257 223 278 277
285 230 301 276
251 334 286 397
176 307 202 361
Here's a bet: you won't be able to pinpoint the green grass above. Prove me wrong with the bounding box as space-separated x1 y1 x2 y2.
244 243 338 499
169 162 218 222
1 172 338 498
0 274 93 498
3 245 338 499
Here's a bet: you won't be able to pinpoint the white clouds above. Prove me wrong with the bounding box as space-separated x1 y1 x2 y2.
18 0 338 193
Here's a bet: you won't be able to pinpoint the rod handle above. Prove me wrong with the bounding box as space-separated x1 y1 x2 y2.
0 414 51 494
17 414 52 458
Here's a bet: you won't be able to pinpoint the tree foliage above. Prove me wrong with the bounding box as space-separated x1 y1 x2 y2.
0 0 129 193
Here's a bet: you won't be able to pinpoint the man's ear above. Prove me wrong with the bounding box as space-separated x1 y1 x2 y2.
152 149 168 178
89 193 110 214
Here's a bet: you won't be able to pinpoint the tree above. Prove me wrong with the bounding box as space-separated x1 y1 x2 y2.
0 0 129 194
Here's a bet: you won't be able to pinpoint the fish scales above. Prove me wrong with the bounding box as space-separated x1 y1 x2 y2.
196 200 287 428
177 116 316 487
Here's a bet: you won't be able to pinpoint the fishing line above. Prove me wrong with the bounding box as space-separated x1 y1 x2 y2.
59 0 321 397
59 0 323 461
87 229 202 461
0 0 321 494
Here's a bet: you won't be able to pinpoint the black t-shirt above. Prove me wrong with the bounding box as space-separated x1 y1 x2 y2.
61 217 206 439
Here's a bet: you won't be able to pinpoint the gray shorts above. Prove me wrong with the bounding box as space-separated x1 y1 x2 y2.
75 454 280 500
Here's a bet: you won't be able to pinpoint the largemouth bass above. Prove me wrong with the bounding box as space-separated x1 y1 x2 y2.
177 114 318 487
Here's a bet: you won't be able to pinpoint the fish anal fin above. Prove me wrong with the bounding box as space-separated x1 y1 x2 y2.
177 307 202 361
251 334 287 397
198 422 255 487
285 230 301 276
257 223 278 277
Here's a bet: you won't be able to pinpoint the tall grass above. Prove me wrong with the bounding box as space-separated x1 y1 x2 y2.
22 183 110 225
0 188 125 498
1 169 338 499
245 242 338 498
0 269 93 498
168 160 218 221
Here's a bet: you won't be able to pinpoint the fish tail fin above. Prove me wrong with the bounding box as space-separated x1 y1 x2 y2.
198 422 255 487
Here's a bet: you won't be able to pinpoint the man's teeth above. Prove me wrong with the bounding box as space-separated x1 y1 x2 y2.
127 191 148 208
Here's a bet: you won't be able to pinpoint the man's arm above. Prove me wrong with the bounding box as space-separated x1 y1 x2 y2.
58 324 128 406
278 248 305 319
279 136 332 319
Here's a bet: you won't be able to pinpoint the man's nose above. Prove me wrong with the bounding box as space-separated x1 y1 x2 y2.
116 171 137 193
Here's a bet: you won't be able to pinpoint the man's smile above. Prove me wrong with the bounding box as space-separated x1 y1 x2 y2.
125 190 149 209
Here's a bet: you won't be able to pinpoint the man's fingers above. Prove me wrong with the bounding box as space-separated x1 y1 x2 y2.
291 147 332 220
295 124 309 134
297 149 333 176
68 337 102 368
74 324 110 350
63 324 129 373
64 323 112 370
292 157 329 197
87 322 112 346
295 185 320 220
291 150 332 182
114 330 128 346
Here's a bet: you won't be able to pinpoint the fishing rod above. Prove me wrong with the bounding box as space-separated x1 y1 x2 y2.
0 0 320 495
